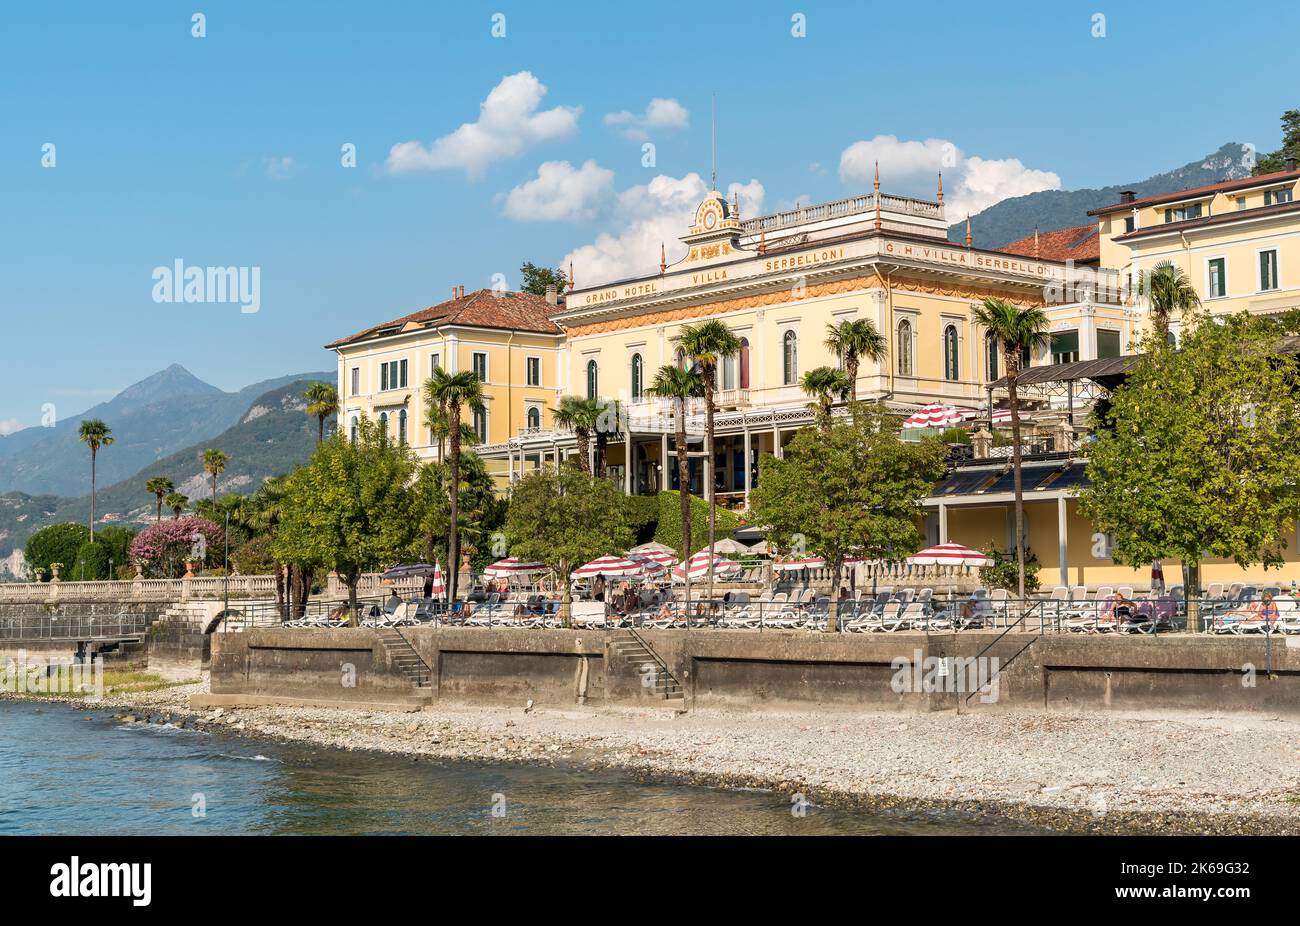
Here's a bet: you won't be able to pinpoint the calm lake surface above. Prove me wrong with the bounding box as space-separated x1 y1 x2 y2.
0 701 1040 835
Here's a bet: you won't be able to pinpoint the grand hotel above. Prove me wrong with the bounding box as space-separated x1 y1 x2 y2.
328 159 1300 589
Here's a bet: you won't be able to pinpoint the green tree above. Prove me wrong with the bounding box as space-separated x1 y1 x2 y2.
424 369 485 603
971 296 1049 599
750 405 947 630
1252 110 1300 175
647 363 704 601
825 318 887 401
800 365 851 425
410 453 503 567
145 477 174 523
550 395 600 475
24 523 90 581
679 319 741 603
1079 312 1300 631
194 494 257 549
519 261 568 297
304 382 340 445
202 448 229 501
165 492 189 519
503 464 634 626
94 525 137 579
78 419 113 542
1139 261 1201 343
274 418 418 613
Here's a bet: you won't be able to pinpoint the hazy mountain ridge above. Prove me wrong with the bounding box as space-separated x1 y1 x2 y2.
950 143 1255 249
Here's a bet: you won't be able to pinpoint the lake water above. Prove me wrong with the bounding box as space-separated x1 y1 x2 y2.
0 701 1040 835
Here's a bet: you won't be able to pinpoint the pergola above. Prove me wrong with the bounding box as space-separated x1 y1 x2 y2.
985 354 1139 426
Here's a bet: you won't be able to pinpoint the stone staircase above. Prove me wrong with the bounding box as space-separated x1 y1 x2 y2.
610 630 684 706
374 628 433 691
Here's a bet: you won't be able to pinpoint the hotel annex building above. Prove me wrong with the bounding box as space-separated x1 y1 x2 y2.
329 160 1300 589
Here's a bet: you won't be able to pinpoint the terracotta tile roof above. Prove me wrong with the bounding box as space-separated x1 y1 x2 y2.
1087 169 1300 216
1114 197 1300 242
997 224 1099 264
327 289 563 348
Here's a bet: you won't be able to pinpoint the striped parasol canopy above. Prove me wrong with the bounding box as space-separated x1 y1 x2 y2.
901 404 979 429
990 409 1014 425
573 555 647 578
483 557 547 577
772 555 826 572
626 547 676 568
672 551 742 583
906 543 993 567
428 562 446 596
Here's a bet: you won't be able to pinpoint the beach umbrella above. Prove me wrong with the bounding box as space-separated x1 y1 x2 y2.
710 538 752 556
901 404 979 429
483 557 546 577
1150 560 1165 594
573 555 647 578
629 541 677 557
428 562 446 597
626 547 677 568
907 543 992 567
748 540 775 556
672 551 741 583
990 409 1014 425
772 555 826 572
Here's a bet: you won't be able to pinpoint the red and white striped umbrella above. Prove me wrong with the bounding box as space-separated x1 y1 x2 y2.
772 555 826 572
672 551 741 582
907 543 992 567
573 555 647 578
626 548 676 568
990 409 1014 424
901 404 979 429
428 562 446 596
483 557 546 577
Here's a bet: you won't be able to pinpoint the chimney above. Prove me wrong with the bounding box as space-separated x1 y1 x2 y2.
545 283 558 306
1287 156 1298 173
1119 190 1136 204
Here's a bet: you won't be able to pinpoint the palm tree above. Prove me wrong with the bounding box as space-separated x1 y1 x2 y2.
679 320 741 604
648 364 704 606
1140 261 1201 343
425 369 485 604
304 382 340 445
971 296 1050 599
202 449 229 500
550 395 601 475
800 366 851 424
145 476 174 522
78 420 113 542
165 492 188 519
825 318 887 401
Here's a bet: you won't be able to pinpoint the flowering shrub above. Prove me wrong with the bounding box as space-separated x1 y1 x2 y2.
129 517 225 578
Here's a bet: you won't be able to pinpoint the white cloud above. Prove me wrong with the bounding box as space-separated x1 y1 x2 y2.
564 174 764 287
0 418 21 436
387 72 581 180
263 156 297 180
838 134 1060 218
603 98 689 141
502 159 615 222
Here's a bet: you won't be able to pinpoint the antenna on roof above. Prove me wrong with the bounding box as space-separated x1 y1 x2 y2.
710 93 717 191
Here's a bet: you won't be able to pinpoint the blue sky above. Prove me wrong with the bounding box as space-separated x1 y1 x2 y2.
1 0 1295 432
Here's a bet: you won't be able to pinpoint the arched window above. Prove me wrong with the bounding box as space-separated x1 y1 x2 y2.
985 332 999 382
782 330 798 385
943 325 959 381
738 338 750 389
378 412 389 443
398 408 408 446
473 407 487 443
897 320 913 377
349 416 358 444
631 353 643 400
586 359 598 399
527 406 541 430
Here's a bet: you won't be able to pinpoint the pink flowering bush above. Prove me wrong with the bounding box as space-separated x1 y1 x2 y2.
129 517 225 578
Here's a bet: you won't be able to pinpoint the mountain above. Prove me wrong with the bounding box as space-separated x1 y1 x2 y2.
949 143 1256 249
0 365 332 497
0 377 333 576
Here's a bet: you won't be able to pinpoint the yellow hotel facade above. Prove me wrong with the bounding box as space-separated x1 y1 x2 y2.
328 161 1300 590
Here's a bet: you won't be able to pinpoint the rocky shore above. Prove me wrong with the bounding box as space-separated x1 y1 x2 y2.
19 677 1297 835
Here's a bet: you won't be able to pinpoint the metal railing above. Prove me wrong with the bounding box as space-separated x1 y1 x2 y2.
0 613 150 642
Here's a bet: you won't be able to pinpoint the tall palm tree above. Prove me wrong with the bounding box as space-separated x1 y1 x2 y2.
78 420 113 542
825 318 887 401
145 476 174 522
202 449 229 501
165 492 188 519
648 364 704 606
800 366 851 424
550 395 601 475
971 297 1050 600
1140 261 1201 343
304 382 340 445
679 320 741 604
425 368 485 604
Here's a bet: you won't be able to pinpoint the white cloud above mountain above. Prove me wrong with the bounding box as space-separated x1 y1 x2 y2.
603 98 690 141
387 72 581 180
502 159 616 222
838 134 1060 218
563 173 764 287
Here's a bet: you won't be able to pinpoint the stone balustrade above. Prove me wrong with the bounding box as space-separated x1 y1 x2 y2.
0 571 407 604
